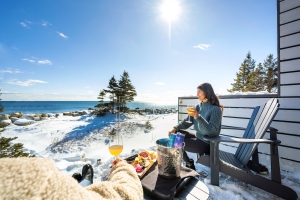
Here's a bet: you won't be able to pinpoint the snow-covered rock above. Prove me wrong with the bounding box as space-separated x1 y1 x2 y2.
14 119 33 126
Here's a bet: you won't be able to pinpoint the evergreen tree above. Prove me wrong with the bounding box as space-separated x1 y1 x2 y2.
96 90 106 109
145 121 153 130
0 90 4 113
263 54 278 93
0 133 35 158
104 76 119 112
228 52 256 92
248 63 265 92
117 71 137 112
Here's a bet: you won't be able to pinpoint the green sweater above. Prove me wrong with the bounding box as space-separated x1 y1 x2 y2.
175 102 222 143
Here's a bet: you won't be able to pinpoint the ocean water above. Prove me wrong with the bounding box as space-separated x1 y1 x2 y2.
0 101 178 114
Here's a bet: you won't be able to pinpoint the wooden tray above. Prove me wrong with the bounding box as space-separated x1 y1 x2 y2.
131 159 156 179
124 154 157 179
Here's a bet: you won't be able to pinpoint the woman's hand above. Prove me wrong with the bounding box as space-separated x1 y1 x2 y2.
187 108 199 119
112 157 124 168
168 128 177 137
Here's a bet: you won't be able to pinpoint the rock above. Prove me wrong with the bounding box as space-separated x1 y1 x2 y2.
88 108 94 110
34 117 41 121
63 112 72 116
41 117 46 120
1 114 10 120
55 113 59 118
26 115 35 120
10 112 23 118
34 113 41 117
0 122 9 128
47 113 55 117
1 120 11 125
10 117 19 123
78 111 87 115
72 113 80 117
14 119 32 126
41 113 49 117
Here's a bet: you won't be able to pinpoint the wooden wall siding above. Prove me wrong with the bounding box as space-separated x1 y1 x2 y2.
280 0 300 13
178 96 300 171
280 32 300 48
280 85 300 96
280 71 300 84
280 20 300 36
280 6 300 24
280 59 300 72
280 46 300 60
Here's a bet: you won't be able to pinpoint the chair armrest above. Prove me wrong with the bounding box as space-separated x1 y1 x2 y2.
203 135 281 144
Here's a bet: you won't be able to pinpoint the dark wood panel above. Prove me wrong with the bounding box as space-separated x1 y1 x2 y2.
280 71 300 84
280 7 300 24
280 20 300 36
280 85 300 96
280 0 300 13
280 46 300 60
280 32 300 48
280 59 300 72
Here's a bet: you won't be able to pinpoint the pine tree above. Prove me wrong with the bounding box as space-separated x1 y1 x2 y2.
96 90 106 109
104 76 119 112
0 133 35 158
0 90 4 113
228 52 256 92
263 54 278 93
117 71 137 112
248 63 265 92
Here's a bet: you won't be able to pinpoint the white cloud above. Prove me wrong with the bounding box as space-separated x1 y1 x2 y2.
53 93 59 95
25 20 32 24
41 20 51 27
193 44 211 50
22 58 35 63
11 46 18 50
20 22 27 27
57 32 68 39
155 82 165 85
23 57 52 65
0 69 22 73
6 79 47 87
37 59 52 65
87 90 95 94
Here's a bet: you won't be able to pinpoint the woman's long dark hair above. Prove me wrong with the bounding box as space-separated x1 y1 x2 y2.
197 82 224 112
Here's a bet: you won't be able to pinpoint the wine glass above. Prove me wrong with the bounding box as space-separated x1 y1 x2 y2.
186 104 194 123
108 135 123 159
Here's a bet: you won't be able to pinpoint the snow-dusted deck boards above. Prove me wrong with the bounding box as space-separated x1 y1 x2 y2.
143 177 209 200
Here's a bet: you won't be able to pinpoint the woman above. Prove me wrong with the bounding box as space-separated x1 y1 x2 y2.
0 157 143 200
168 82 223 170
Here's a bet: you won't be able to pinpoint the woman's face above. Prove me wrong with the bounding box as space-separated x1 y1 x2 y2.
197 89 206 101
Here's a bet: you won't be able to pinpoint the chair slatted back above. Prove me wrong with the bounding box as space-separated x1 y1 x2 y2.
234 98 279 165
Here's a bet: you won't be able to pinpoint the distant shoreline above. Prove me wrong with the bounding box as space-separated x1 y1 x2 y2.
0 101 178 115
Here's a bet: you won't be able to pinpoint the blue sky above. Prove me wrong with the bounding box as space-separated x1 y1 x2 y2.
0 0 277 102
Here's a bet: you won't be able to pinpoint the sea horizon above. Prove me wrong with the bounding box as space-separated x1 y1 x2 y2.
0 100 178 114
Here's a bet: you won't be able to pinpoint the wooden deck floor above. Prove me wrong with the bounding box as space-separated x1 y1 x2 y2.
144 177 209 200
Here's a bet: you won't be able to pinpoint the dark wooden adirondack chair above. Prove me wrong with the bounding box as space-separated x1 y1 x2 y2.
196 98 298 200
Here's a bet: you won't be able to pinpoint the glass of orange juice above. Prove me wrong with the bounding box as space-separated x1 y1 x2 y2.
108 135 123 159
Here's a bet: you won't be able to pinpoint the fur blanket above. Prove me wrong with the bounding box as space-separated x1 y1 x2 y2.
0 157 143 200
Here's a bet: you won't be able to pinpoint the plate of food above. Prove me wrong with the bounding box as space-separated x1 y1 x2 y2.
129 150 157 178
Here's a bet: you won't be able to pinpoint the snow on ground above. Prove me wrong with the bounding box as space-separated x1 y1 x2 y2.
2 112 300 199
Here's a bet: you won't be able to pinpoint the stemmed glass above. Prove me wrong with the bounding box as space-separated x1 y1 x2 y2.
108 135 123 159
186 104 194 123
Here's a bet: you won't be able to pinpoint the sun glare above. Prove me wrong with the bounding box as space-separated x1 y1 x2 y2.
160 0 181 22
